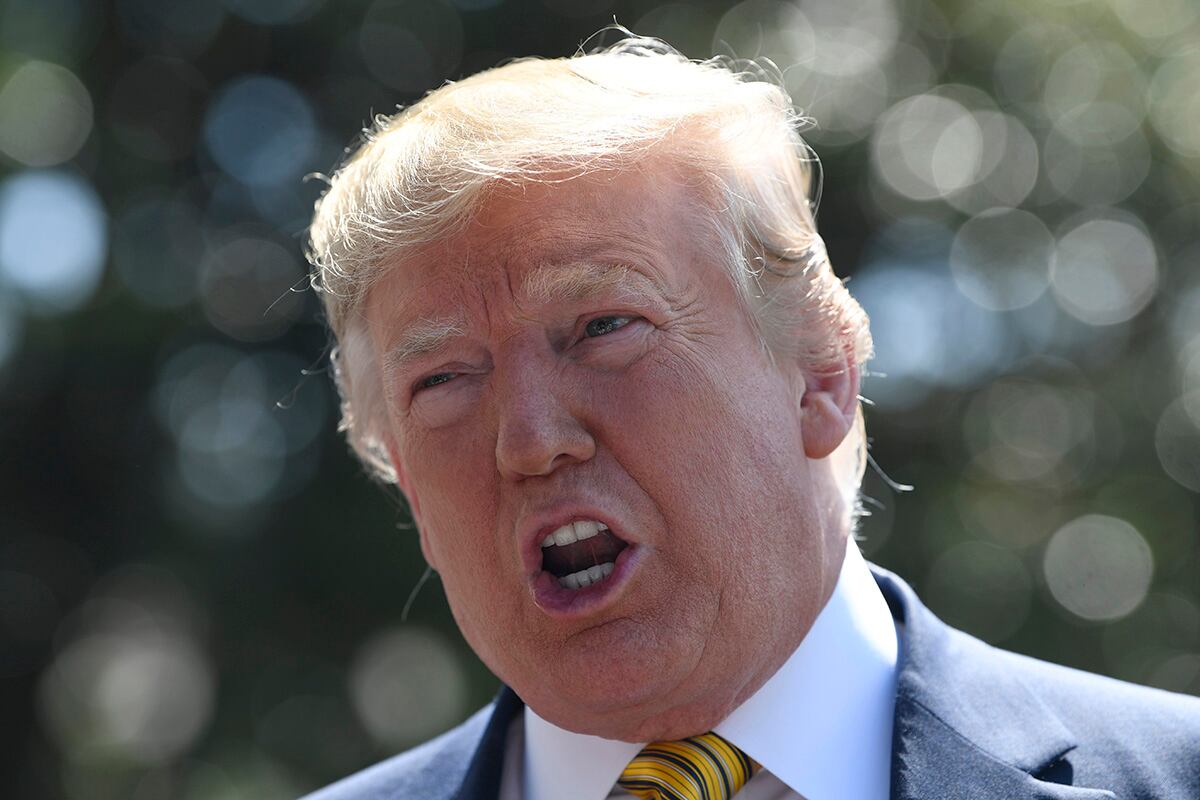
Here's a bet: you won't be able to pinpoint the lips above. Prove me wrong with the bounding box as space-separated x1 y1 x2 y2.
521 511 640 616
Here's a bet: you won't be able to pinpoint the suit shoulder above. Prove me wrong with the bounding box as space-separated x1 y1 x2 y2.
998 645 1200 730
300 704 496 800
996 645 1200 793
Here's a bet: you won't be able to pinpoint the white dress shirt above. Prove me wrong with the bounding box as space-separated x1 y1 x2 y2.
498 544 899 800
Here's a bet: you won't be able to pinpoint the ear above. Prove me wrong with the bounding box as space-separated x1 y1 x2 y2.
384 437 439 571
798 357 860 460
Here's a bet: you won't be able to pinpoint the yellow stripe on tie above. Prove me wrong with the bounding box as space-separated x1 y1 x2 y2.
618 733 759 800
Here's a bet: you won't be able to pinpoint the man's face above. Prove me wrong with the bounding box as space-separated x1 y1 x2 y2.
366 165 854 741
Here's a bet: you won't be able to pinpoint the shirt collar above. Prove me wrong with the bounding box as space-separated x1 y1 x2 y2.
522 543 899 800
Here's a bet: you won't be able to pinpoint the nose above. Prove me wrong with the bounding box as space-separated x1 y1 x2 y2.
493 350 595 480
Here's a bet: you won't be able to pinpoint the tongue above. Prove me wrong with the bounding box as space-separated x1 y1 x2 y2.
542 530 627 577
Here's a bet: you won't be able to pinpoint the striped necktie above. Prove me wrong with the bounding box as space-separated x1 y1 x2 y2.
617 732 759 800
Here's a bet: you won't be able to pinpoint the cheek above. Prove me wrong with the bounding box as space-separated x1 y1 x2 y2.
400 431 502 575
599 345 806 554
612 340 798 468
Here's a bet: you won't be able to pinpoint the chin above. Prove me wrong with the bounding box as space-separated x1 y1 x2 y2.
526 681 739 743
625 706 734 743
514 652 747 743
531 663 666 715
511 651 693 738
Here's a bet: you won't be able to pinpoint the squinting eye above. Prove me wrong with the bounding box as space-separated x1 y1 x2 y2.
416 372 455 391
584 316 632 338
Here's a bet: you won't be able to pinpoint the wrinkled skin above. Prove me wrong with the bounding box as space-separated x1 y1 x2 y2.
366 165 858 742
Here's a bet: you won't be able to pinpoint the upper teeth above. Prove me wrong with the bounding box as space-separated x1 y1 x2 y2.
541 520 608 548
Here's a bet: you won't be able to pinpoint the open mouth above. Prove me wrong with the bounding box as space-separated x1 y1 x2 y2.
539 520 629 590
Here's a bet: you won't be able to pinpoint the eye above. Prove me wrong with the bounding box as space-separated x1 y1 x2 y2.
415 372 456 391
584 315 633 338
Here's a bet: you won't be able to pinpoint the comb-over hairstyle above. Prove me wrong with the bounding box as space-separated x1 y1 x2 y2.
307 35 873 505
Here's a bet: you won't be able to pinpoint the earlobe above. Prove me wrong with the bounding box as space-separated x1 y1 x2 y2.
799 358 860 460
385 437 438 571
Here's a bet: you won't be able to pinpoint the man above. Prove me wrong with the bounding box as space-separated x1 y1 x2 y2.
304 38 1200 800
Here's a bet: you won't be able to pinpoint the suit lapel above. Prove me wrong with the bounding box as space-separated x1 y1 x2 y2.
452 686 523 800
891 696 1114 799
873 567 1116 800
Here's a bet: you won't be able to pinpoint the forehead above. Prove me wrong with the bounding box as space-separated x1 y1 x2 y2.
367 165 718 332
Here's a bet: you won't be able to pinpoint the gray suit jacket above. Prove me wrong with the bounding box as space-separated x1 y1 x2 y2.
304 566 1200 799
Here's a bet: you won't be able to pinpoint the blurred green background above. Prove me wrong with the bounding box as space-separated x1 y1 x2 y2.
1 0 1198 797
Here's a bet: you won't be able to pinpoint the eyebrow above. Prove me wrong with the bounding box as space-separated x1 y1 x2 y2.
521 262 656 305
382 316 466 374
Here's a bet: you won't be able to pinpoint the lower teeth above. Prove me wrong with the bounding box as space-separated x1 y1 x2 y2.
558 561 615 590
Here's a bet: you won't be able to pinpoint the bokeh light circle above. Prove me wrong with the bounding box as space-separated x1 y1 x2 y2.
176 390 289 510
112 190 205 309
1182 342 1200 427
1041 41 1145 147
633 3 718 59
0 60 93 167
199 235 306 341
1108 0 1200 45
40 632 215 763
853 263 1011 409
0 170 106 314
854 217 1021 404
887 41 938 98
350 627 468 747
950 208 1053 311
713 0 903 90
1166 282 1200 357
1156 397 1200 492
947 112 1040 213
1042 127 1152 207
797 0 900 79
871 93 982 202
993 24 1077 107
1043 514 1153 621
791 67 891 146
155 344 241 443
154 345 325 512
359 0 464 93
954 482 1056 549
963 376 1097 487
1051 216 1158 326
203 75 317 187
39 570 215 768
1150 654 1200 695
713 1 815 75
1149 50 1200 159
924 541 1032 643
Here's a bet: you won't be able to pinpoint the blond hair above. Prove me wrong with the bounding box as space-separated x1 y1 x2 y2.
307 37 873 504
